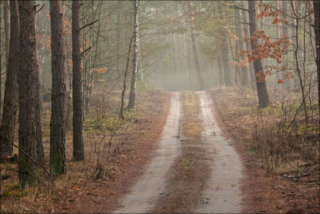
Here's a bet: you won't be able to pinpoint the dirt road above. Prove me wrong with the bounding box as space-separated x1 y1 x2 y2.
113 91 244 213
113 92 182 213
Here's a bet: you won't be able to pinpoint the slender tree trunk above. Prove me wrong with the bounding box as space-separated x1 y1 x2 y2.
18 0 39 188
64 3 72 132
116 6 121 72
50 0 66 174
0 1 2 122
276 0 282 83
128 0 139 110
218 3 233 87
235 6 249 87
295 0 302 88
290 0 297 88
248 0 270 108
184 17 190 89
233 26 241 87
0 0 19 156
171 18 176 72
218 54 224 86
282 0 289 87
136 17 143 82
178 33 182 73
240 1 255 88
313 0 320 139
4 0 9 64
34 12 44 163
72 0 84 161
189 1 205 90
120 35 134 120
259 0 267 69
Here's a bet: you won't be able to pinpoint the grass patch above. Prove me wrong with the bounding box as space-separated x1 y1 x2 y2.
181 91 202 138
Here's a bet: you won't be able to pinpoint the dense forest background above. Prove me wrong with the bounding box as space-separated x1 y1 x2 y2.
0 1 319 212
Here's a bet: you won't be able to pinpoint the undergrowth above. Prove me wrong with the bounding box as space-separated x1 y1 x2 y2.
209 87 319 174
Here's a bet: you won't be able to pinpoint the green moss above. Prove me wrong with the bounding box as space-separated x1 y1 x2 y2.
8 182 19 190
247 150 256 154
0 191 12 198
13 191 27 198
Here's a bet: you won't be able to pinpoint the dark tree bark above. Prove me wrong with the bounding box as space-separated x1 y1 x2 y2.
72 0 84 161
34 14 44 164
240 1 255 88
0 1 2 122
314 0 320 128
128 0 139 110
4 0 9 64
0 0 19 156
50 0 66 174
18 0 39 188
248 0 270 108
189 1 205 90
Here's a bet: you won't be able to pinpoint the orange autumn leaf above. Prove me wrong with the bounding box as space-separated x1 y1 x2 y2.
278 79 284 84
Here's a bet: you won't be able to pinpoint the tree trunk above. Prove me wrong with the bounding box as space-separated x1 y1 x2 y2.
50 0 66 174
248 0 270 108
259 0 267 69
116 6 121 72
4 0 9 64
290 0 297 88
235 6 250 87
189 1 205 90
171 18 176 72
0 1 1 122
128 0 139 110
218 3 233 87
240 1 255 88
233 26 241 87
72 0 84 161
218 54 224 86
34 12 44 163
18 0 39 188
0 0 19 156
275 0 282 83
313 0 320 139
178 33 182 73
281 0 289 86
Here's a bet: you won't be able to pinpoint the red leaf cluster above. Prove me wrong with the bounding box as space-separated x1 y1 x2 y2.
256 2 288 25
240 30 289 65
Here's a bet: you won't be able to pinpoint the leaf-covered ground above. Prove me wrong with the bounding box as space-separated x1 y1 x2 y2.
0 89 170 213
208 87 320 213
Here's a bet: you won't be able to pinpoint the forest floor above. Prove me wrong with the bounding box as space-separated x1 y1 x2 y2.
208 87 319 214
1 88 319 213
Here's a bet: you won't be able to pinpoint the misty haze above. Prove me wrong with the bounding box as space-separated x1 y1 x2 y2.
0 0 319 213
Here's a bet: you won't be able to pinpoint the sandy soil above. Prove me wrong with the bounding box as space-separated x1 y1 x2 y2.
113 92 182 213
195 91 243 213
112 91 244 213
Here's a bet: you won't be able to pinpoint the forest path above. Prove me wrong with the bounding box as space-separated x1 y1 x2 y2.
113 92 182 213
195 91 243 213
113 91 243 213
